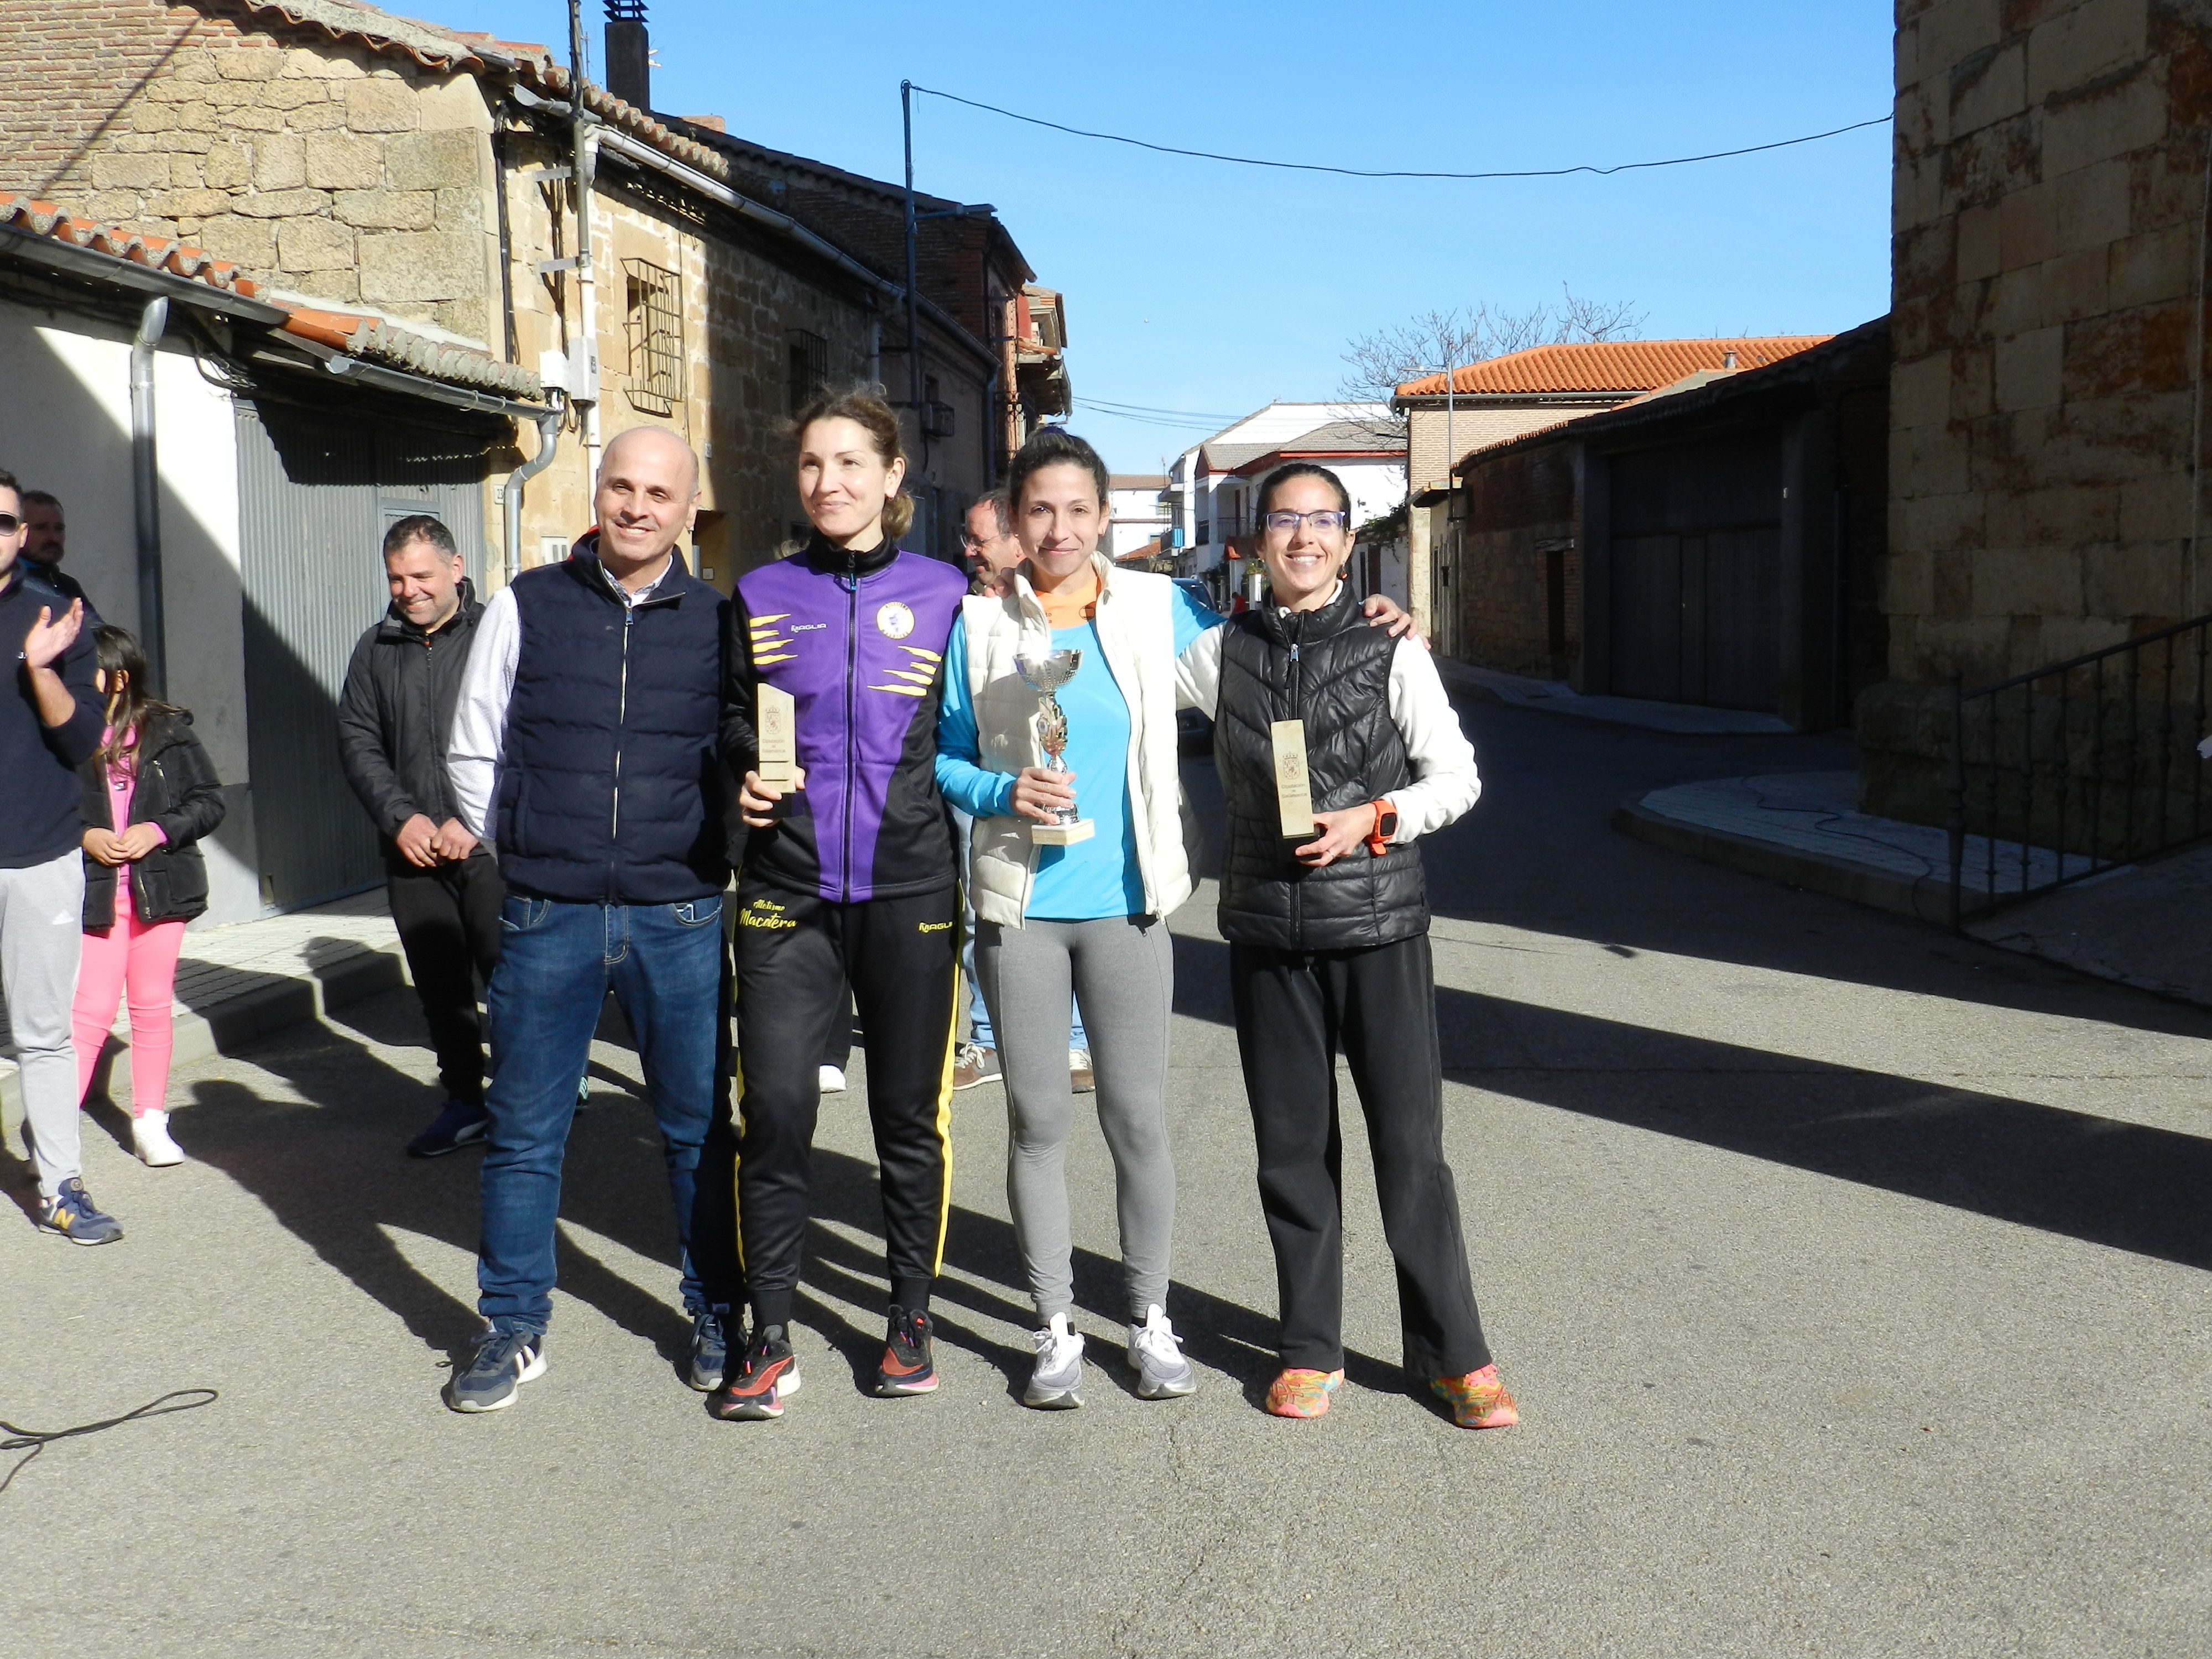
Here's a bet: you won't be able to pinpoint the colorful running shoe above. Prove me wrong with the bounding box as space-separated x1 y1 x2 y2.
35 1177 123 1245
708 1325 802 1421
1264 1367 1343 1419
875 1306 938 1396
1430 1363 1519 1429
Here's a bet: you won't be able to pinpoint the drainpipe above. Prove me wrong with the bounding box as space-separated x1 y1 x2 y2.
130 295 169 692
504 398 567 586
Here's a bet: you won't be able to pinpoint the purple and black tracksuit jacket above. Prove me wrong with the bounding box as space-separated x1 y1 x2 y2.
716 535 969 1327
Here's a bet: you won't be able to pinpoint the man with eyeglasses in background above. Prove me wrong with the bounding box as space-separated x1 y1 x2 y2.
0 467 117 1243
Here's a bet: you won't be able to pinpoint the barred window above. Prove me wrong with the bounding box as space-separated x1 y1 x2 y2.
787 327 828 415
623 258 683 415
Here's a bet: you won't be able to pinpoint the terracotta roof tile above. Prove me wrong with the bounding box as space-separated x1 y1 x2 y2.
2 193 540 400
1396 336 1830 398
0 194 260 295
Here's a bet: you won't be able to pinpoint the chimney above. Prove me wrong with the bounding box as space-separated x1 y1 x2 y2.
604 0 649 109
1721 348 1738 371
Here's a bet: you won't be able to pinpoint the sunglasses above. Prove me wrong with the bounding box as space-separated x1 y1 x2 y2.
0 514 18 535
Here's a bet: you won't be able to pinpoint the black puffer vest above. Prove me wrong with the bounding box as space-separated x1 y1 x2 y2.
495 540 728 904
1213 589 1428 951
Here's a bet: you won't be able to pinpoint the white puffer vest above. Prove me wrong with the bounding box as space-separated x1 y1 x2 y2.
961 553 1193 928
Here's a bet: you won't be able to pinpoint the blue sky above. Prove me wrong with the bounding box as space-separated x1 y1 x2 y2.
401 0 1896 473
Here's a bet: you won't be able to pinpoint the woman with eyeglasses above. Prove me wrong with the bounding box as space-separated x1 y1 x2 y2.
1173 461 1515 1430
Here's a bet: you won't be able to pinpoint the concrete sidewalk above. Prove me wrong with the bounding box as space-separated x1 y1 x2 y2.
1618 768 2212 1010
0 890 403 1125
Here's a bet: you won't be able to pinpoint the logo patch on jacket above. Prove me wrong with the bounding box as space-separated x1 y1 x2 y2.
875 602 914 639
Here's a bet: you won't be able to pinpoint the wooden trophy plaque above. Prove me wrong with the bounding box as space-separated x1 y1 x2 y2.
1271 718 1316 841
755 684 798 795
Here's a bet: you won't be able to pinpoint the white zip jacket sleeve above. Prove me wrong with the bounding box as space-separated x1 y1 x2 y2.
1175 623 1481 844
446 583 521 841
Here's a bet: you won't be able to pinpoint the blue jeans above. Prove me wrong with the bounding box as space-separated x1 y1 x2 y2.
954 810 1085 1052
477 893 727 1335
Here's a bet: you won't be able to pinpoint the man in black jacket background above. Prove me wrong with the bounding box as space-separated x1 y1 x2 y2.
336 514 499 1158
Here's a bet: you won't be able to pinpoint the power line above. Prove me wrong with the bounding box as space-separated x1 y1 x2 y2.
1071 403 1228 434
907 84 1889 181
1080 395 1248 421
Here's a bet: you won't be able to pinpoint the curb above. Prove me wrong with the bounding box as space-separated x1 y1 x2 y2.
1612 797 1959 925
1 939 408 1131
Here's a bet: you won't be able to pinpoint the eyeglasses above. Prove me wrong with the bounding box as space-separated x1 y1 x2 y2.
0 515 18 534
1262 509 1348 533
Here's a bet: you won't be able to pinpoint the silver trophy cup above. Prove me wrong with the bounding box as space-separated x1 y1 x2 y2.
1014 649 1094 845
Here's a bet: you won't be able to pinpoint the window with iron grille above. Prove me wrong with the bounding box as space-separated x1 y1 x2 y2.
787 328 829 415
623 258 683 415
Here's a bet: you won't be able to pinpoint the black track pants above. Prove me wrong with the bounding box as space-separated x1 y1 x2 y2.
385 851 503 1107
1229 932 1493 1380
727 880 960 1329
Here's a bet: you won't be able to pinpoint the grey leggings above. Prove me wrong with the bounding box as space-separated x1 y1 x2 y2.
976 914 1175 1323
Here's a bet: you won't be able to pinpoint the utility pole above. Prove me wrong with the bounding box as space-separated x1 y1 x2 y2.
901 81 922 416
568 0 601 481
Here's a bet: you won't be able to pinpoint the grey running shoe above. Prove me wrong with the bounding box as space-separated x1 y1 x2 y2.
1068 1049 1095 1093
446 1329 545 1413
1023 1312 1085 1410
1126 1304 1196 1399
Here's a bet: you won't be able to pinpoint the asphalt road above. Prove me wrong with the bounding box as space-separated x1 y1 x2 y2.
4 696 2208 1657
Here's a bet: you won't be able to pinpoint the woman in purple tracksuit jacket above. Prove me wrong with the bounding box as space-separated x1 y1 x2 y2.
709 392 968 1421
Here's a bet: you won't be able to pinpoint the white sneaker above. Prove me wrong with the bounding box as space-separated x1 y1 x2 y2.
131 1110 185 1167
1127 1304 1196 1399
1024 1311 1085 1409
818 1064 847 1093
1068 1049 1095 1094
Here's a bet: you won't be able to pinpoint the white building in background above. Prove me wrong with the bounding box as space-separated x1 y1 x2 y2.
1167 402 1404 599
1107 474 1171 560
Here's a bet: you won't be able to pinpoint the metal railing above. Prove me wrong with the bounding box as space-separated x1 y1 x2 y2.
1947 610 2212 927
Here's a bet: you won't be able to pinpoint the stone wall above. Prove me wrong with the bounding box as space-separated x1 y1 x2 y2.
0 2 503 345
1455 440 1580 679
1872 0 2212 822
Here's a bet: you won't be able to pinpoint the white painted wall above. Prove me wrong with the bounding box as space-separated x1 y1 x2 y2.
0 302 259 925
1108 482 1168 559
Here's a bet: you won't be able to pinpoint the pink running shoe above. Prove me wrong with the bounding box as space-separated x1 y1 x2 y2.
1429 1363 1518 1428
1264 1367 1343 1419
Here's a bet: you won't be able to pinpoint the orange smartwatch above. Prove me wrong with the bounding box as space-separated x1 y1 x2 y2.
1364 799 1398 857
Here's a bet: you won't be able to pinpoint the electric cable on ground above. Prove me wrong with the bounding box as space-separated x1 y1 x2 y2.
0 1389 218 1496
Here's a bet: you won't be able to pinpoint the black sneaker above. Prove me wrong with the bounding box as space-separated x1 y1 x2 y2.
687 1307 732 1391
875 1306 938 1396
707 1324 801 1421
445 1329 545 1413
36 1178 122 1245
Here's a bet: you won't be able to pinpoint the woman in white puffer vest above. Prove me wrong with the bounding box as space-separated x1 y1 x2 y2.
935 429 1220 1409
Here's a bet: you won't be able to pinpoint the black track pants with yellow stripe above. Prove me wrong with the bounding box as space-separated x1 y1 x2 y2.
723 878 961 1329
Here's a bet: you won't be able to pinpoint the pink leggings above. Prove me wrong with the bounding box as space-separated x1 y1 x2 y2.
72 905 187 1119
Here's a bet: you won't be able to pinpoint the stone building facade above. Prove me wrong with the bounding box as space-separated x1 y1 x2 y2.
1869 0 2212 821
0 0 1062 586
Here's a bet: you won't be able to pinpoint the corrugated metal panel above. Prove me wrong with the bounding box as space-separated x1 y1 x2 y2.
236 401 489 911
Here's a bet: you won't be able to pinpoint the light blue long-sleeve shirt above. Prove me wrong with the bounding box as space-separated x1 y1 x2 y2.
936 588 1220 921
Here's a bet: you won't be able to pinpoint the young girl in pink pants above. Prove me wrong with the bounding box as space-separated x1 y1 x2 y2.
71 626 225 1167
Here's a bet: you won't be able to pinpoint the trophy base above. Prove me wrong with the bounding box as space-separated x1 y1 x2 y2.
1030 818 1095 846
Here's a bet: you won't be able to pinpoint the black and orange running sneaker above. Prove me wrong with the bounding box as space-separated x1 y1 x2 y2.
875 1306 938 1397
708 1325 802 1421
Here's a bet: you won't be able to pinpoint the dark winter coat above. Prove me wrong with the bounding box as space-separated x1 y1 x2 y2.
335 580 484 861
0 560 103 868
1212 587 1429 952
79 710 225 928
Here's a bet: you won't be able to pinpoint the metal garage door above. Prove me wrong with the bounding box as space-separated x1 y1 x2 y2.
1606 432 1782 712
235 401 488 911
